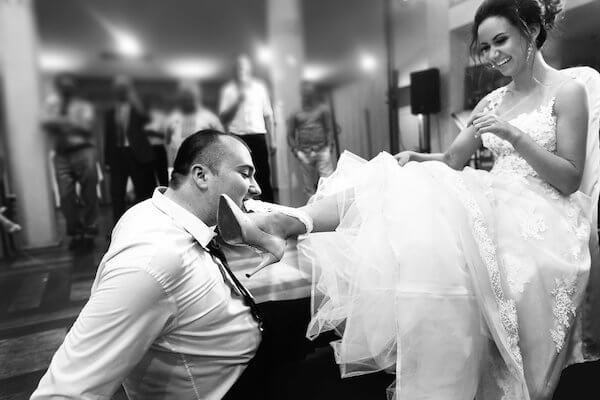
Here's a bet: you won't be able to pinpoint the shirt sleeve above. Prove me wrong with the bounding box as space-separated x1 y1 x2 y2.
31 267 176 399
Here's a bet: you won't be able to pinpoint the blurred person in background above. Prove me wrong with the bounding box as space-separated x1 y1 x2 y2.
0 206 21 233
104 76 155 225
219 54 275 202
143 95 169 187
287 83 334 197
42 74 98 250
165 83 222 166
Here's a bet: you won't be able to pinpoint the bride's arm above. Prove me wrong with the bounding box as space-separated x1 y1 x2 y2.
395 98 488 170
472 80 588 195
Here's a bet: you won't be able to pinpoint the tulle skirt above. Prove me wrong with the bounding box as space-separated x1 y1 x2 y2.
298 151 592 399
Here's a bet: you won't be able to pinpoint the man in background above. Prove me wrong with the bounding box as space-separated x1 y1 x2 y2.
143 95 169 187
42 74 98 249
165 83 223 166
219 54 276 202
104 76 155 225
287 83 334 197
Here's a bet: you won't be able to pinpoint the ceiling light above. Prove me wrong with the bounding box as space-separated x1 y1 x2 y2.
360 53 377 72
114 30 143 58
303 64 330 82
164 58 221 79
39 51 80 72
256 45 273 64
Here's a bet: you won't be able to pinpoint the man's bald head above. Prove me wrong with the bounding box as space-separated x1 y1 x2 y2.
170 130 250 188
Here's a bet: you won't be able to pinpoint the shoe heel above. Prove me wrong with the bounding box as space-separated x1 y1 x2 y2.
245 252 280 278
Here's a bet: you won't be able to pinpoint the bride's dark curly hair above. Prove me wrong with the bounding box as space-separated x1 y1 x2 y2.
469 0 564 57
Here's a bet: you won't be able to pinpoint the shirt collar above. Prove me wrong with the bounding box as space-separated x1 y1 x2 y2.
151 187 216 248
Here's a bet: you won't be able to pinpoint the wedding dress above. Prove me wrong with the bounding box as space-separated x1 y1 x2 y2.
299 68 600 400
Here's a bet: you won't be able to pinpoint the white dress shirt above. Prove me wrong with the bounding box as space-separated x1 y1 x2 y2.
218 79 273 135
32 188 262 400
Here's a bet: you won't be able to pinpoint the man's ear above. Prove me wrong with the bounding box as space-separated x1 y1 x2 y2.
529 23 541 44
190 163 212 190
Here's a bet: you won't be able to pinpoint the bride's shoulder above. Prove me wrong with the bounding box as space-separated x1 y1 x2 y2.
554 79 587 112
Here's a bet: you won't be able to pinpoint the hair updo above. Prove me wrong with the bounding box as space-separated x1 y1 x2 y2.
470 0 564 56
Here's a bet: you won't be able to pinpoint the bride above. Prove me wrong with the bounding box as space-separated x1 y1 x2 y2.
218 0 600 398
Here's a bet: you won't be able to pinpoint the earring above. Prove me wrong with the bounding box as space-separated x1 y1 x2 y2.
526 43 534 62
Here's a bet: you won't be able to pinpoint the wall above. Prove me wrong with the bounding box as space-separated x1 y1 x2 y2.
331 73 389 159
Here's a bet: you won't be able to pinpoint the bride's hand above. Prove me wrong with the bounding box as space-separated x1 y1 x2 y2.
394 151 414 166
470 112 522 144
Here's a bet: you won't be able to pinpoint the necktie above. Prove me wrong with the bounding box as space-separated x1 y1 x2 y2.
207 238 265 332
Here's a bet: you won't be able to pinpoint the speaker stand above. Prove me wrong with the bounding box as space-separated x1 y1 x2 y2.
418 113 431 153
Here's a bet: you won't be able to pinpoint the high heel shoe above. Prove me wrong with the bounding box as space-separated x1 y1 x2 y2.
217 194 314 277
218 194 286 277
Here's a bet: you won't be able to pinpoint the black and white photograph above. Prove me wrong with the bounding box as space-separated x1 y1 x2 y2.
1 0 600 399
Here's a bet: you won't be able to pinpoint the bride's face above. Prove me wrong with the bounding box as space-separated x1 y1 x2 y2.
476 16 530 77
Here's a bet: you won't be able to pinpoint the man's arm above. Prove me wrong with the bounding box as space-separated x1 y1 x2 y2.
286 115 298 154
321 105 334 146
219 85 244 128
262 84 275 153
209 110 225 131
264 114 275 154
31 267 176 399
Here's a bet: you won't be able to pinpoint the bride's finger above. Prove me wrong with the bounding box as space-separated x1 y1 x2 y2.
467 113 484 126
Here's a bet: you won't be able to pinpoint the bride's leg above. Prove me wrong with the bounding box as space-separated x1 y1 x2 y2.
217 190 352 275
255 191 350 238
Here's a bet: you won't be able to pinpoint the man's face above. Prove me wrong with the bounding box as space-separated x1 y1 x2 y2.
207 137 260 218
301 85 317 107
235 56 252 83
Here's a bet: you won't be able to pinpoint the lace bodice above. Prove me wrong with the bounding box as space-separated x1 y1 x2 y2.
481 87 557 179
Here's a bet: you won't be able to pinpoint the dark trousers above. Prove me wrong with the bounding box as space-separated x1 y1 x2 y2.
54 146 99 236
236 134 274 203
151 145 169 187
223 298 314 400
109 147 156 224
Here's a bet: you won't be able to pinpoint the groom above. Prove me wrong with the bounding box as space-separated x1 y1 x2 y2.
32 130 292 399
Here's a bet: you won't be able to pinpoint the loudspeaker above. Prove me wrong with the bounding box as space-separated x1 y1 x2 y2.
410 68 440 115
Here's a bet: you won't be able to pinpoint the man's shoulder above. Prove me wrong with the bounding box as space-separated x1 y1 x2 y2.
250 78 267 91
108 202 189 283
72 97 93 109
221 80 237 91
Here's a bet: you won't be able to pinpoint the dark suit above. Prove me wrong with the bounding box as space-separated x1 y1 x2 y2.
104 104 156 223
